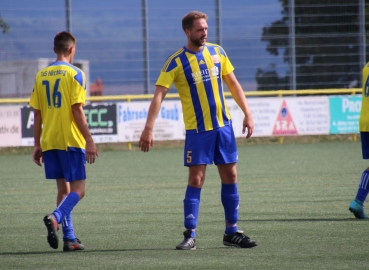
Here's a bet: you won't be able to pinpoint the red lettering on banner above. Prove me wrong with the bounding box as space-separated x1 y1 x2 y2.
272 100 298 135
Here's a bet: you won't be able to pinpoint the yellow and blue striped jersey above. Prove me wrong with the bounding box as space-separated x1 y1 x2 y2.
360 62 369 131
29 61 86 151
156 43 234 133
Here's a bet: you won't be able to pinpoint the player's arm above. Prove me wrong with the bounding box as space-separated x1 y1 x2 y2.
223 72 254 138
139 85 169 152
72 103 98 164
32 109 43 166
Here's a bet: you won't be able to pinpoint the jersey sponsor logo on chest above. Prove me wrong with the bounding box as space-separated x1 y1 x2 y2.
191 66 219 84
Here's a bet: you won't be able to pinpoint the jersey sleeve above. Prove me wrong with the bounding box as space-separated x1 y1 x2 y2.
70 69 86 106
29 78 40 109
155 70 176 89
155 57 179 89
217 46 234 76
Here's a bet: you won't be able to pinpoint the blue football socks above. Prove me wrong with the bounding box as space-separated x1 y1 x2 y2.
62 213 76 241
53 192 80 224
183 185 201 238
355 170 369 203
221 183 239 234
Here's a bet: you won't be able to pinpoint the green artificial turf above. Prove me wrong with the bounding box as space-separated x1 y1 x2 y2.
0 141 368 269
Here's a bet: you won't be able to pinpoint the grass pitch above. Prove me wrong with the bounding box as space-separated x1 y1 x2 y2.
0 141 368 269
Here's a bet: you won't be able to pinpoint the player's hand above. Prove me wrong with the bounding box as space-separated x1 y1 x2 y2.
32 146 43 167
139 127 153 152
242 114 254 139
85 140 98 164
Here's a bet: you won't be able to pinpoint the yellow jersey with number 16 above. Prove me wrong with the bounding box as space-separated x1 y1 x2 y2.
360 62 369 132
29 61 86 151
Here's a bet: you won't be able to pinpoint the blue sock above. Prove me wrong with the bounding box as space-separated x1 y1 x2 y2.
53 192 80 224
183 185 201 238
221 183 239 234
355 170 369 203
62 213 76 241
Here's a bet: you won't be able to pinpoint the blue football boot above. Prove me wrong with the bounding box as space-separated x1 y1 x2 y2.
349 199 368 219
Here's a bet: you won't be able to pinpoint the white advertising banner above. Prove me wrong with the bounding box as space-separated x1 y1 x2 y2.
285 97 329 135
247 98 282 137
0 96 332 148
233 96 330 137
117 101 185 142
0 105 22 147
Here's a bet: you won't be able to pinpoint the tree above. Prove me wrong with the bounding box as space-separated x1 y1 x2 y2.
257 0 366 91
0 14 10 34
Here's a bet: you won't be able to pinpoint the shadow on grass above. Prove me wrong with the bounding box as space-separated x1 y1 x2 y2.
239 218 365 222
0 247 228 256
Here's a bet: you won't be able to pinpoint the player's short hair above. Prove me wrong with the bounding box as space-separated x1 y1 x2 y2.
54 31 76 54
182 11 208 31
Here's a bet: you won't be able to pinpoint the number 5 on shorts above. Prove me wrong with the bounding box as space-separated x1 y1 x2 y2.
186 150 192 164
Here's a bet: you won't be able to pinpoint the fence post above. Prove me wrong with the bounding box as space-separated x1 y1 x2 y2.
127 97 132 150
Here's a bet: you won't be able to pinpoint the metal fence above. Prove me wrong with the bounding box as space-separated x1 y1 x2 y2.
0 0 368 97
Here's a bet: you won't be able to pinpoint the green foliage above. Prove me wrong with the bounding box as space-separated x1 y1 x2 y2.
0 14 10 34
256 66 289 91
258 0 367 90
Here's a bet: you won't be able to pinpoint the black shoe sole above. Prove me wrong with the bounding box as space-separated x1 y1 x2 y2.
63 243 85 252
43 215 59 249
349 207 368 219
63 246 85 252
175 246 196 250
223 241 258 248
349 208 361 218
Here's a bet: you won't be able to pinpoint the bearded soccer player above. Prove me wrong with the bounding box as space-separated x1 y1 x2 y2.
139 11 258 250
30 31 98 251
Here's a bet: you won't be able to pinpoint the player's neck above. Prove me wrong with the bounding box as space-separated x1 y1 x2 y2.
185 43 203 53
55 55 72 64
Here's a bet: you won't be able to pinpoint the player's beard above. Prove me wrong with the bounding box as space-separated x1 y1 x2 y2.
191 35 206 48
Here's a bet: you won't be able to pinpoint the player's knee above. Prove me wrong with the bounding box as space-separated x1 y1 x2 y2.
188 176 204 187
223 172 237 184
218 164 237 184
188 180 202 188
219 172 237 184
188 168 205 188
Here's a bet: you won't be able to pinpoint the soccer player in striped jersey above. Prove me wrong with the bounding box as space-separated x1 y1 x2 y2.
349 63 369 219
139 11 258 249
30 31 98 251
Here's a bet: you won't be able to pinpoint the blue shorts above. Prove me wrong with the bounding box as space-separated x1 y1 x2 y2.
361 132 369 159
43 147 86 182
184 124 238 166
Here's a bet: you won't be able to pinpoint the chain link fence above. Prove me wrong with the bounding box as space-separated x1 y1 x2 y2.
0 0 367 97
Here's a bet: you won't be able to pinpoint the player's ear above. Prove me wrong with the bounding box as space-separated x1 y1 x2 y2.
184 29 191 37
68 45 75 54
53 47 57 54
